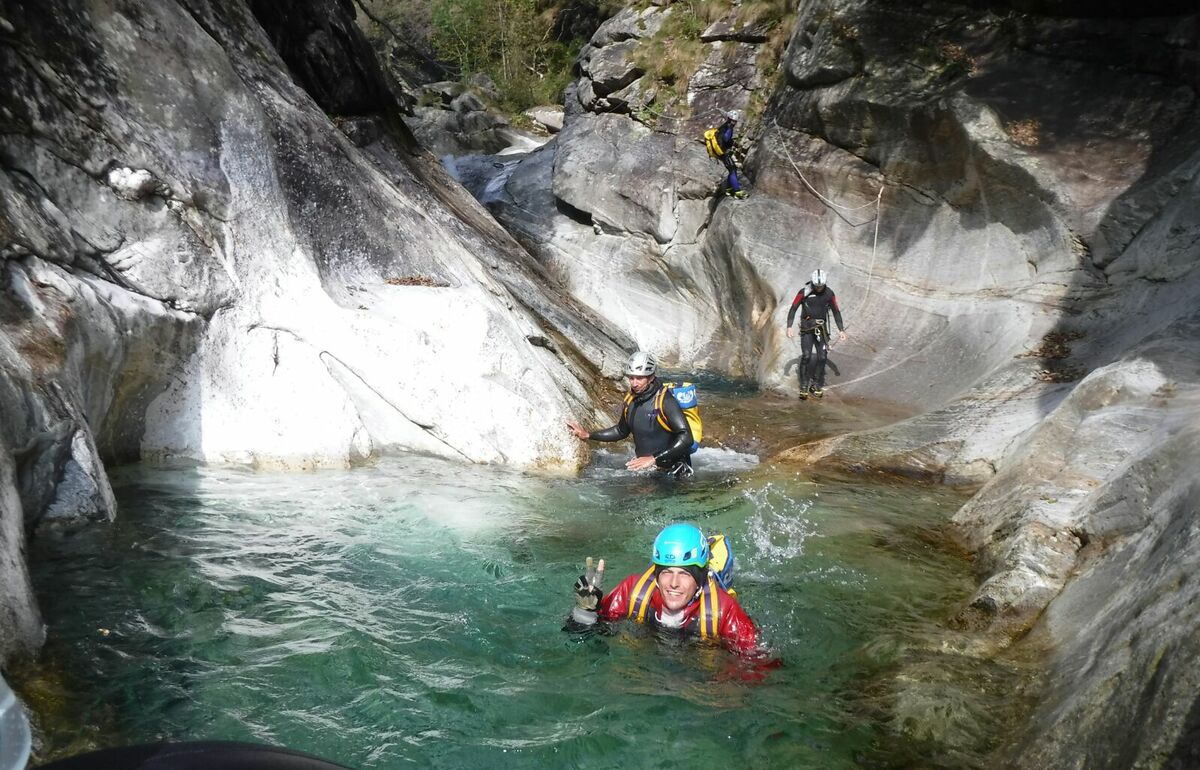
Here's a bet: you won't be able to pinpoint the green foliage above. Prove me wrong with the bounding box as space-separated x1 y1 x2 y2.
429 0 579 111
629 0 729 121
739 0 792 30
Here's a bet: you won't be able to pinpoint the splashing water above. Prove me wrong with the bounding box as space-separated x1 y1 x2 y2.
741 482 817 568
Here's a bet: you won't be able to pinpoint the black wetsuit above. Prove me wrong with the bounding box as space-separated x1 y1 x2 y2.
589 379 694 474
786 282 845 389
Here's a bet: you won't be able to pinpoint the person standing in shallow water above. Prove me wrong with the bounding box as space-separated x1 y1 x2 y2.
785 269 847 398
566 351 695 478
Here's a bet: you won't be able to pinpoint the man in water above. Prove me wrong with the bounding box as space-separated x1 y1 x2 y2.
785 268 847 398
567 351 695 478
567 523 759 653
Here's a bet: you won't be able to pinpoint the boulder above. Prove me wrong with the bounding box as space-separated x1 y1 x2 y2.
483 121 770 368
404 105 513 156
582 39 644 97
524 106 565 133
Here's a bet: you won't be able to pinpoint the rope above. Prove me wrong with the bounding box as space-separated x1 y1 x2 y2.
780 138 885 312
863 185 883 309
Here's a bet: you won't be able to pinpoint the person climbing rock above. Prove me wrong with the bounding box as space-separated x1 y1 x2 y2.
704 109 747 199
785 269 847 398
567 351 695 478
566 524 759 653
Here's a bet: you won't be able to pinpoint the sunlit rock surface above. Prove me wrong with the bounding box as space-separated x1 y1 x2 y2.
0 0 638 656
766 3 1200 765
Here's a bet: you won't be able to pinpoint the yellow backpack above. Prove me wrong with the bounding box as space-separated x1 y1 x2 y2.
703 127 724 158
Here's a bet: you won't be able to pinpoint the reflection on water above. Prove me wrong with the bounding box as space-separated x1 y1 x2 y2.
19 447 1016 768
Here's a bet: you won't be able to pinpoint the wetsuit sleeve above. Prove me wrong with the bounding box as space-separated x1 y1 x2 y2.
588 407 632 442
719 595 760 653
786 288 807 328
653 392 693 468
830 291 845 332
598 574 640 620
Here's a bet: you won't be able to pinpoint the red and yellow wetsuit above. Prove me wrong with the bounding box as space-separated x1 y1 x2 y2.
597 567 759 653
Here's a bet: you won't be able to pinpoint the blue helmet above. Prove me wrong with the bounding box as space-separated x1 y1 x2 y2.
652 524 709 568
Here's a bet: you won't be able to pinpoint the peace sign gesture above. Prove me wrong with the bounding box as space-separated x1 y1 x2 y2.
573 556 606 612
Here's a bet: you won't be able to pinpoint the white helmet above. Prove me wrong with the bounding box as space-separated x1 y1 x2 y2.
724 109 741 123
811 269 827 287
625 350 657 376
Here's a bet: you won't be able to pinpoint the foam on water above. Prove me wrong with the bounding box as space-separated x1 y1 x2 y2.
582 447 757 481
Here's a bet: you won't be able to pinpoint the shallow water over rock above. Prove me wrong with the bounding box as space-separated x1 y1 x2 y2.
15 437 1027 768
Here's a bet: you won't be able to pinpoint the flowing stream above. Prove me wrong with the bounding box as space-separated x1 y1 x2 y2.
18 388 1012 768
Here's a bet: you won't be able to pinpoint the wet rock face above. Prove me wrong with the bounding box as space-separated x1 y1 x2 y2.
0 0 604 472
759 2 1200 764
0 0 630 660
979 313 1200 769
0 445 44 663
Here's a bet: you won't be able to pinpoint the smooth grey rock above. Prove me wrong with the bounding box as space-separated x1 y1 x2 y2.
785 5 862 88
553 113 716 244
586 5 668 48
0 0 628 665
105 167 160 201
485 124 770 369
583 39 643 97
968 312 1200 767
405 106 512 156
423 80 465 103
450 91 487 114
467 72 500 100
247 0 404 116
607 76 658 115
524 106 564 133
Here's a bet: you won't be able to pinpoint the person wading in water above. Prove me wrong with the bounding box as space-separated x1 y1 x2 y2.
567 351 695 478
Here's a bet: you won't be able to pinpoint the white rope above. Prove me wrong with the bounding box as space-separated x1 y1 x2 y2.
780 138 885 312
862 186 883 309
782 141 880 213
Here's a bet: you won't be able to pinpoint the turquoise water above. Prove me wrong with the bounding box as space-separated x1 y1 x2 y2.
26 451 982 768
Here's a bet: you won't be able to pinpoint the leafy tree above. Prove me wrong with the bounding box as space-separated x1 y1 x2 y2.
430 0 577 110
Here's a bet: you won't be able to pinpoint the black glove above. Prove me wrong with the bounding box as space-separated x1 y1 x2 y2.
574 575 603 611
573 556 606 612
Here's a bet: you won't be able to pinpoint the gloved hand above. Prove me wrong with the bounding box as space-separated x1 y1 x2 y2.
573 556 605 612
